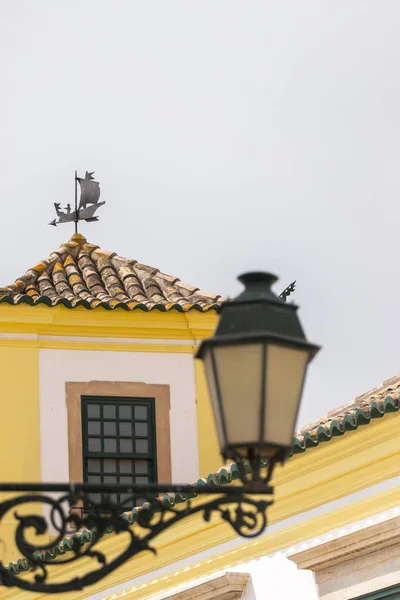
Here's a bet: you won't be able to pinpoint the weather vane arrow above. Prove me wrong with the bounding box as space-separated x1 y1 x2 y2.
49 171 105 231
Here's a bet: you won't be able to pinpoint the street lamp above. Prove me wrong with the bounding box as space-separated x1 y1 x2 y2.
0 272 319 594
197 272 320 485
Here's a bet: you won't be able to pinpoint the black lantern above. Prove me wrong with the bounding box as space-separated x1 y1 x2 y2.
196 272 320 483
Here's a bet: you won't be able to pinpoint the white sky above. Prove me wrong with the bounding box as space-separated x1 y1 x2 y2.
1 1 400 428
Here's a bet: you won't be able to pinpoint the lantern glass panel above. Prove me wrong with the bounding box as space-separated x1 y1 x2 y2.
263 344 309 447
203 349 226 448
214 343 263 446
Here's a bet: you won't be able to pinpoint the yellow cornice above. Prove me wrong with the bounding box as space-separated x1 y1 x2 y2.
0 305 219 341
2 412 398 600
0 339 197 354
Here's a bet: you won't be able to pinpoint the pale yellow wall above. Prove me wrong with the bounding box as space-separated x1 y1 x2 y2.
0 346 42 561
1 307 399 598
0 305 220 563
1 411 398 600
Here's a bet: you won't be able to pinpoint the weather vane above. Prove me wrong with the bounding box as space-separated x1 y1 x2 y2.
49 171 105 232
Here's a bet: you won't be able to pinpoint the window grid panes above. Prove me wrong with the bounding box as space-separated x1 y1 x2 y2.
81 396 157 508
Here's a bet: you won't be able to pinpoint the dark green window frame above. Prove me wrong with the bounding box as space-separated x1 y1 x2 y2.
81 395 158 508
351 584 400 599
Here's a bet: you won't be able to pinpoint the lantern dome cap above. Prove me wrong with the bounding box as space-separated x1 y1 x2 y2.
197 271 320 358
237 272 278 286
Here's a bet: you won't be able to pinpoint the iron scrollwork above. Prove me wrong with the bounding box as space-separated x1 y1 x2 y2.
0 482 273 594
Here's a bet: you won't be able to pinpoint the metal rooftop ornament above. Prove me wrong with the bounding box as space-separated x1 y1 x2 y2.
279 280 296 302
49 171 105 231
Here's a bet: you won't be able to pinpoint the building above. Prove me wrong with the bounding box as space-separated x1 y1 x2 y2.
0 232 223 558
0 234 399 600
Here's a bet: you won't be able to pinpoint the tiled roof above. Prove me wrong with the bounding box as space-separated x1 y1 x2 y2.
0 234 223 312
292 375 400 453
7 380 400 576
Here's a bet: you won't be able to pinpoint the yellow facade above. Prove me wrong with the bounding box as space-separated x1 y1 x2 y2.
0 401 398 600
0 346 41 559
1 277 399 600
0 302 222 566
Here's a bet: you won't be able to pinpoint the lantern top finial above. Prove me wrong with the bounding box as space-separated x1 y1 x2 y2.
236 272 279 302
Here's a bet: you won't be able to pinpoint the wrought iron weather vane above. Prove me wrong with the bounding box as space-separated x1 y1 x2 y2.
49 171 105 231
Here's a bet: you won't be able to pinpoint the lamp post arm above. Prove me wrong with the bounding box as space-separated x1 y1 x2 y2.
0 483 273 594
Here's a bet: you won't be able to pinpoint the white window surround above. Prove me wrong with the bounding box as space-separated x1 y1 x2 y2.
39 348 199 485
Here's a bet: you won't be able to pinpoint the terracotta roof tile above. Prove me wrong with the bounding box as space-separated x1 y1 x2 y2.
0 233 223 312
293 375 400 453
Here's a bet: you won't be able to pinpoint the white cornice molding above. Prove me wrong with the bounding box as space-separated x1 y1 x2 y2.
162 573 249 600
288 516 400 572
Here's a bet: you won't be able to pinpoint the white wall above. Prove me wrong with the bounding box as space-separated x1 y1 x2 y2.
317 544 400 600
237 555 319 600
39 348 199 484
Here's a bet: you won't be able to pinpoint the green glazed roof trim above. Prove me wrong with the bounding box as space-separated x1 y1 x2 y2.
6 394 399 576
0 294 221 313
292 395 399 454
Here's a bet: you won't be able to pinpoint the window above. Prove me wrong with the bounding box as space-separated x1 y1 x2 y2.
81 396 158 508
66 381 171 488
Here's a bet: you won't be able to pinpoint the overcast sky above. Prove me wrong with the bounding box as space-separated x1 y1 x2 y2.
1 1 400 428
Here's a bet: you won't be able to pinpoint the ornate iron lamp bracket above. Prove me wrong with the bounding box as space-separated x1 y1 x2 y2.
0 480 273 594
